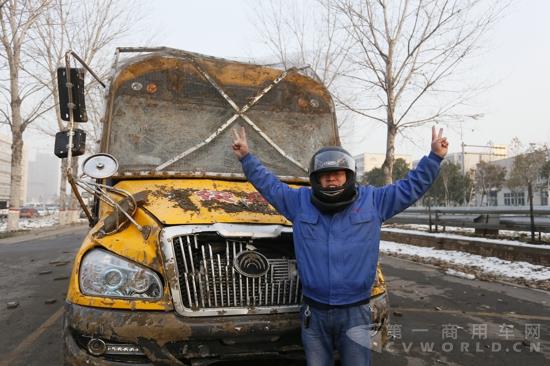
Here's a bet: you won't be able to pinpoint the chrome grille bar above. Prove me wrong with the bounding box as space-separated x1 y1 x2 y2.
208 244 218 307
179 237 188 273
170 234 302 311
186 236 195 273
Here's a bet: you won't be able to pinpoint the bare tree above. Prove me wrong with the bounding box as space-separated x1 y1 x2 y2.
425 160 472 206
252 0 506 184
253 0 353 88
251 0 356 136
474 161 506 206
507 145 548 242
0 0 53 231
27 0 148 223
332 0 506 183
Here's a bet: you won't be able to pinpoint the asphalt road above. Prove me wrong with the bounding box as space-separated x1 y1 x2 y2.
0 226 549 366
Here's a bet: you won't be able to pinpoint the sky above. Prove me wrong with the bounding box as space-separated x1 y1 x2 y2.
22 0 550 161
141 0 550 159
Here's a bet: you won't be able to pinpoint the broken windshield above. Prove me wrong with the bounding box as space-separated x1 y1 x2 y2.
104 50 339 178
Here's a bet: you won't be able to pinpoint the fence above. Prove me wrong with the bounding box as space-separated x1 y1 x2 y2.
388 206 550 235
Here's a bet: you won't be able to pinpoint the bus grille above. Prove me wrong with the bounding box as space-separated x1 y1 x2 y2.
171 235 302 310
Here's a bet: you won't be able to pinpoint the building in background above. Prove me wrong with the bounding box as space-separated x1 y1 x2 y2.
26 152 60 204
0 134 10 211
353 152 412 180
445 144 508 174
413 143 508 172
474 154 549 207
412 141 548 207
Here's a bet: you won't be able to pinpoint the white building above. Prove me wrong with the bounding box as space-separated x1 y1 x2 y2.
445 144 508 174
478 155 549 207
0 134 10 210
26 153 60 204
0 134 30 209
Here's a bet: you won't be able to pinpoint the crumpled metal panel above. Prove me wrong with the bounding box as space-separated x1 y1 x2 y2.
103 50 339 178
112 179 294 226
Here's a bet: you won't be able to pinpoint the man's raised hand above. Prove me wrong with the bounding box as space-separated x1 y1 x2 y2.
232 126 249 159
431 126 449 158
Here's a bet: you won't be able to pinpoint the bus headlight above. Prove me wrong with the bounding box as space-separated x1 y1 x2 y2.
79 249 162 299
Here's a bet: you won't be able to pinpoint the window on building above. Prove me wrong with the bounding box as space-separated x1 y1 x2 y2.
541 190 549 206
488 190 498 206
504 192 525 206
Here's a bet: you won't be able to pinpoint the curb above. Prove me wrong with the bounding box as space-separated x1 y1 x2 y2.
0 224 88 245
381 230 550 266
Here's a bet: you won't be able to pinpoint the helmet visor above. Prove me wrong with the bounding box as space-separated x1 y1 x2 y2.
310 150 356 174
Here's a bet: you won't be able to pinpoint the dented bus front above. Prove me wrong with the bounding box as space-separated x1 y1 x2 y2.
61 48 389 365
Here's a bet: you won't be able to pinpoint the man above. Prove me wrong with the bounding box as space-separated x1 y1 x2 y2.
232 126 448 365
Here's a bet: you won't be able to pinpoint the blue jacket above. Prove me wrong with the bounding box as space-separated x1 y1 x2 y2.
240 152 442 305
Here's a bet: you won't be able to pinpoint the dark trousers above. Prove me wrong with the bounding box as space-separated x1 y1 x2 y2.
300 302 373 366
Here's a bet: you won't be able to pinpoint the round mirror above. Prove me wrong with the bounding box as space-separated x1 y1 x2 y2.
82 153 119 179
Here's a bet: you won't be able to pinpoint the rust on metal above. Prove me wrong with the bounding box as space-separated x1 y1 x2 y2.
66 302 301 346
147 185 279 215
150 186 200 212
100 48 339 178
199 189 278 215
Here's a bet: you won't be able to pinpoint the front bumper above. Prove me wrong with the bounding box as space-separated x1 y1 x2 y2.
63 302 303 366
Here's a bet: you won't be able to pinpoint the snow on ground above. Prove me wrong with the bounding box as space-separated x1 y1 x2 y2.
380 240 550 290
0 214 59 232
388 223 550 241
383 226 550 250
1 212 548 289
445 268 476 280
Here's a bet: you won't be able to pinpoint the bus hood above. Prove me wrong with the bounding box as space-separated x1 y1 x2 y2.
113 179 294 226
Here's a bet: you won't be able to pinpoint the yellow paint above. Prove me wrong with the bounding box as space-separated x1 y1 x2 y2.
69 178 386 309
111 54 331 101
111 179 295 226
66 209 172 310
372 265 386 297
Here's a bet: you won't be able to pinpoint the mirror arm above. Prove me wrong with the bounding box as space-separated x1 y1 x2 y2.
75 179 150 239
93 183 138 210
62 50 104 174
75 180 118 210
65 50 106 88
64 52 76 175
67 171 95 227
60 50 106 228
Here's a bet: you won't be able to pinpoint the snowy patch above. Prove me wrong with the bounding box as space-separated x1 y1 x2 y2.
445 268 476 280
0 214 59 232
383 227 550 250
380 240 550 286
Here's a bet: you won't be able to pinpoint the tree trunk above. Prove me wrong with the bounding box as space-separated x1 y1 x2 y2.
528 183 535 242
7 131 23 231
382 124 396 185
7 53 23 231
382 38 396 185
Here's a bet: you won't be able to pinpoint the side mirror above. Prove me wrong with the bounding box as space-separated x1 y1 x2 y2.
54 129 87 158
57 67 88 122
82 153 119 179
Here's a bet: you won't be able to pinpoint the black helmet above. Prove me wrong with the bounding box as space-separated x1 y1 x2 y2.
309 147 358 212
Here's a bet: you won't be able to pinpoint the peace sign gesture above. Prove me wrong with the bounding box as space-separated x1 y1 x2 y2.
232 126 249 159
431 126 449 158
